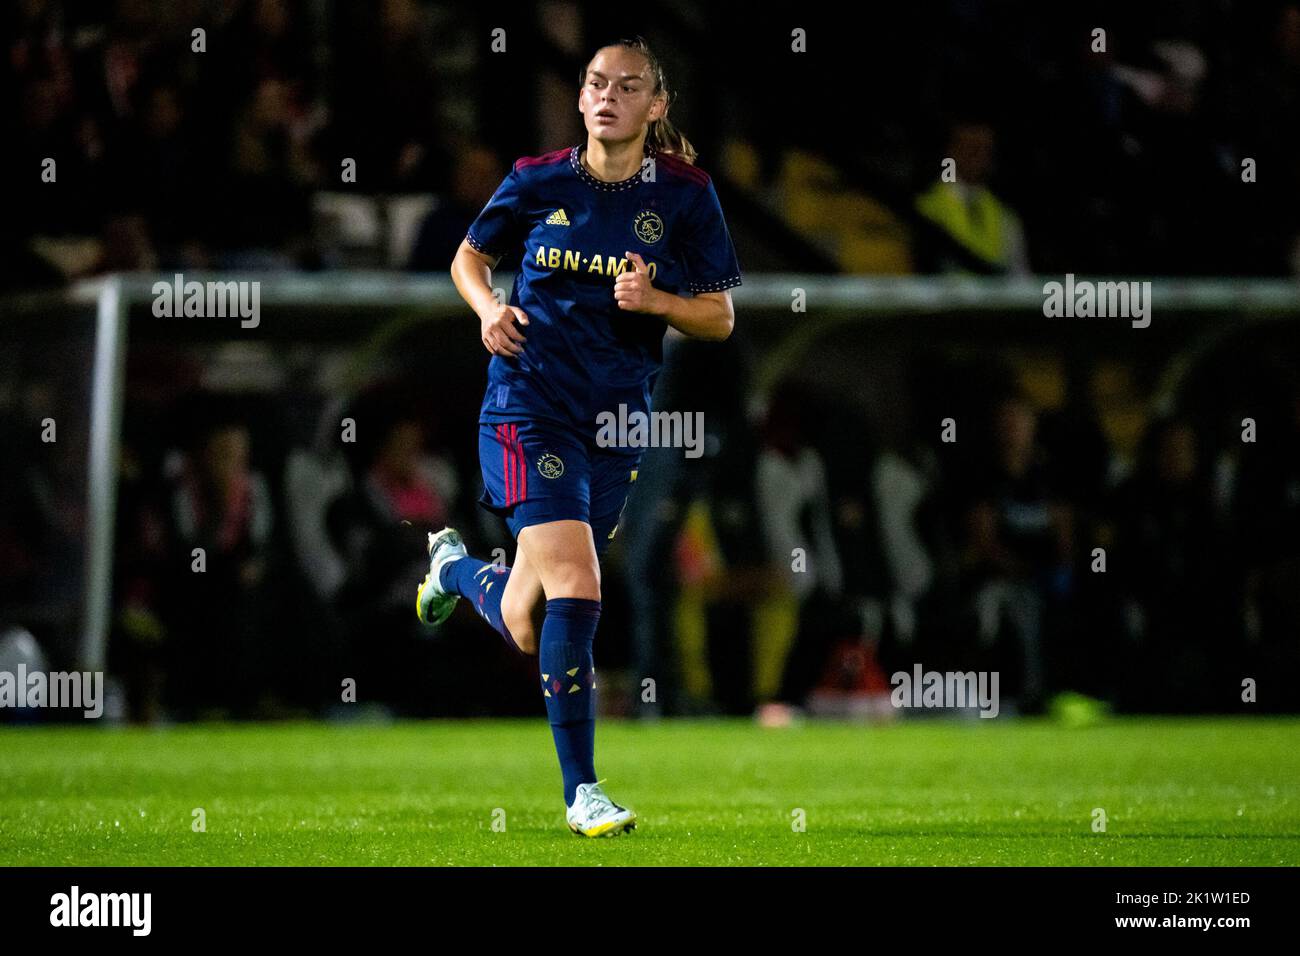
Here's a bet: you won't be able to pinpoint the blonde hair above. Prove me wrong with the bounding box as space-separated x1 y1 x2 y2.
581 37 698 165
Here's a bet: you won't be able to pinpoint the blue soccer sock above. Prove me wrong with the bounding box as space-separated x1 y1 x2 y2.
439 555 524 654
538 597 601 806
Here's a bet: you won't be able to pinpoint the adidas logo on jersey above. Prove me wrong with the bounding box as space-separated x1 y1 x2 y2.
545 208 571 226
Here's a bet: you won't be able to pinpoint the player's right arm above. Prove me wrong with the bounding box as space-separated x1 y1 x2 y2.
451 238 529 357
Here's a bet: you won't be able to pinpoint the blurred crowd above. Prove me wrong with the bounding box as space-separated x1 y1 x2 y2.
5 0 1300 285
4 317 1297 722
3 0 467 283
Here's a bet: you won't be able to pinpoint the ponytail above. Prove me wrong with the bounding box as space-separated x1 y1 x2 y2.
649 113 697 166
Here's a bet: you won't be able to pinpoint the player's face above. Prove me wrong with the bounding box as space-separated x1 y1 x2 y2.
578 48 665 146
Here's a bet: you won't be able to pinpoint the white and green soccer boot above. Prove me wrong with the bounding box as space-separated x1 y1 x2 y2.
566 781 637 838
415 527 468 626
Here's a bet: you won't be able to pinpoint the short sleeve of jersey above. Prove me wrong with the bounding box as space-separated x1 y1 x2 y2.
678 180 742 294
465 163 527 258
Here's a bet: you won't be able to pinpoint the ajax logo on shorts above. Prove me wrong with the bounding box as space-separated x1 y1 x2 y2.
537 453 565 479
633 210 663 244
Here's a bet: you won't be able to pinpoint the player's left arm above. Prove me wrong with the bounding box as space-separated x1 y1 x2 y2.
614 251 734 340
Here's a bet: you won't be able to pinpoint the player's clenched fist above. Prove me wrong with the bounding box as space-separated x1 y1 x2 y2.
479 303 529 357
614 251 664 314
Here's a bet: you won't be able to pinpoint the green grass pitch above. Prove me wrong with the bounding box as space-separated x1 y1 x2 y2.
1 717 1297 866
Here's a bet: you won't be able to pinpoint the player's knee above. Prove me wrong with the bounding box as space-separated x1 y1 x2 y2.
546 558 601 602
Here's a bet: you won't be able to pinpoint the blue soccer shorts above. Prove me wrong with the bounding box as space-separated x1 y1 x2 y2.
477 419 641 556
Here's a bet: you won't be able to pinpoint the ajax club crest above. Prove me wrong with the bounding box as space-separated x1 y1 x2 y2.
633 210 664 244
537 453 565 479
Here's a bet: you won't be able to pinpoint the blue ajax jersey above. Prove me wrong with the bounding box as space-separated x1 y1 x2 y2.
465 142 742 434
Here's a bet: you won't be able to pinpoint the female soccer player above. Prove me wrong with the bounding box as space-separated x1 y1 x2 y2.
419 37 742 837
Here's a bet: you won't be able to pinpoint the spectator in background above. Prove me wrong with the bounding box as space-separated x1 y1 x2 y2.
215 76 317 266
873 441 939 655
753 383 846 726
408 144 505 271
360 418 456 533
329 0 440 192
3 65 109 281
960 394 1072 712
219 0 315 106
106 80 200 269
1112 417 1222 712
327 413 458 712
109 433 170 724
914 120 1029 276
162 418 276 718
1110 38 1226 275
